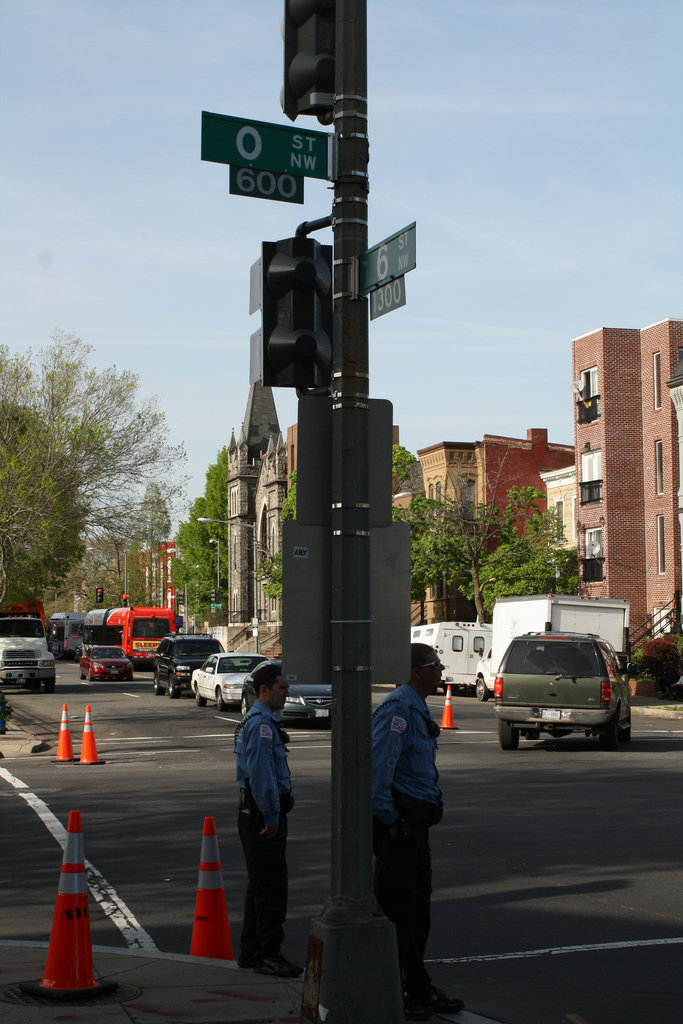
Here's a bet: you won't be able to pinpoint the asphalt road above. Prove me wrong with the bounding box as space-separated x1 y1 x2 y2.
2 662 683 1024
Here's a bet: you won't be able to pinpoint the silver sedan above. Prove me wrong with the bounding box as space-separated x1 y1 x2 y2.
192 652 267 711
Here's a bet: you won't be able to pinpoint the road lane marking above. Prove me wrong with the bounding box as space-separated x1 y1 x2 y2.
0 764 158 951
429 935 683 964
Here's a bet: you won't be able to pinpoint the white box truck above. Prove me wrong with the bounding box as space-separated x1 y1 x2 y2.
411 621 492 695
475 594 630 701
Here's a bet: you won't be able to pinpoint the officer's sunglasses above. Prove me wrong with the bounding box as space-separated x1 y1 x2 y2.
417 658 443 670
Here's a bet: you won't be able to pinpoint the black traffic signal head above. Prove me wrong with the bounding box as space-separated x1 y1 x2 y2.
258 236 332 389
95 587 104 604
282 0 335 124
210 589 216 603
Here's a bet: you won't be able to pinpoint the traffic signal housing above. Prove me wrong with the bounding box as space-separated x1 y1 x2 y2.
210 589 216 603
282 0 335 124
95 587 104 604
255 236 332 389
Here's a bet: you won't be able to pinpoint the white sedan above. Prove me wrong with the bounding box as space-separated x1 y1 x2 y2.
192 652 267 711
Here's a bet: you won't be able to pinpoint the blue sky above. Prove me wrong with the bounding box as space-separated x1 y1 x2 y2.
1 1 681 523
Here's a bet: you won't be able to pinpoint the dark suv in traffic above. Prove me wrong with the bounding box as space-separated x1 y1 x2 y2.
153 634 224 698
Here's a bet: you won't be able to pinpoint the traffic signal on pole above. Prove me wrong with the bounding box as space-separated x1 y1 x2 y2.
255 236 332 389
210 589 216 603
95 587 104 604
282 0 335 124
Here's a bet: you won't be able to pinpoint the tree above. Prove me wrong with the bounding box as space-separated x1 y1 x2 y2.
175 448 229 621
0 332 185 605
255 472 297 604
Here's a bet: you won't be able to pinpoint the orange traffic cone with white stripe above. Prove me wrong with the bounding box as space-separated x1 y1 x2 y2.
441 684 455 729
79 705 104 765
19 810 117 999
54 704 74 762
190 816 234 960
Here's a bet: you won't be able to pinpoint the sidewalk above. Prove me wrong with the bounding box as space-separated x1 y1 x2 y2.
0 943 499 1024
0 942 305 1024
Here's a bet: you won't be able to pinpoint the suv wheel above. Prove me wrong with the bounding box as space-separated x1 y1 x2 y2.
195 686 207 707
599 710 619 750
498 718 519 750
475 676 489 702
153 672 165 696
618 708 632 743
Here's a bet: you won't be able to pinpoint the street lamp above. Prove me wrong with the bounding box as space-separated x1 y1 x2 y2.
209 538 220 594
197 516 259 652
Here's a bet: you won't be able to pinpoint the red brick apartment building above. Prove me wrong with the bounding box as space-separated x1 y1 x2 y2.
573 318 683 638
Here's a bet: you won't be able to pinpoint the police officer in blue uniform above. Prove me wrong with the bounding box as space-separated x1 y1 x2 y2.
234 660 302 978
372 643 465 1021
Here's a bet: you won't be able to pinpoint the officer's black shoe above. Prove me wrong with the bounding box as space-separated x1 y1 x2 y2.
237 951 260 969
402 996 434 1021
426 985 465 1014
253 953 303 978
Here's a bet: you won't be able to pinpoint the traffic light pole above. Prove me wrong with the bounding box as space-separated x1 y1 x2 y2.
303 2 403 1020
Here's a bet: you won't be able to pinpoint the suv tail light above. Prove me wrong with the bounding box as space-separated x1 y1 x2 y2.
600 680 612 704
494 675 503 699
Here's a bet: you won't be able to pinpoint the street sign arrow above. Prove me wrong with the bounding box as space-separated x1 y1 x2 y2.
201 111 331 180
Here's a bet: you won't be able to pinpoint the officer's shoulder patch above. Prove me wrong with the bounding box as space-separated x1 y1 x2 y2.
390 715 407 734
259 723 273 739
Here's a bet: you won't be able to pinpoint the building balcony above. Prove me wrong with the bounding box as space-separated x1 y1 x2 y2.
582 558 604 583
580 479 603 505
577 395 600 423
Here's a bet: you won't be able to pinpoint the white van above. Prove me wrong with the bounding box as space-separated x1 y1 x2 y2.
411 621 492 695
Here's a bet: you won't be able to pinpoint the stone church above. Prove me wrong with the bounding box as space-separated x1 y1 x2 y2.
227 382 288 638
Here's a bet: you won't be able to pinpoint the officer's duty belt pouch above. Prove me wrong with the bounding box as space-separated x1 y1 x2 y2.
392 788 443 828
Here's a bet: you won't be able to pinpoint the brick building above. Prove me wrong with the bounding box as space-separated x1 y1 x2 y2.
572 318 683 637
415 428 575 622
227 383 287 632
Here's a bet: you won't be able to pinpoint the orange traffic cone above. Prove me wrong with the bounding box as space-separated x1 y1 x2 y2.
53 704 74 763
441 684 455 729
190 816 234 960
19 810 117 999
79 705 104 765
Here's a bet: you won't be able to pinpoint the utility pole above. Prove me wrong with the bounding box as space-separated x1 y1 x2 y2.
302 2 404 1021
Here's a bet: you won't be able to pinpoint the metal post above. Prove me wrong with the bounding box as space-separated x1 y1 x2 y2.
303 2 403 1020
252 524 259 654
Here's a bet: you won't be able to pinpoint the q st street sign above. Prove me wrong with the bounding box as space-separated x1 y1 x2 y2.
359 222 416 296
201 111 331 181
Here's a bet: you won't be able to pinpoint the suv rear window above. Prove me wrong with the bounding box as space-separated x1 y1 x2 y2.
173 640 222 658
504 639 603 678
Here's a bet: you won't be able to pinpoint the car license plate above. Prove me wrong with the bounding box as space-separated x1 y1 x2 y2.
541 708 561 721
315 709 329 718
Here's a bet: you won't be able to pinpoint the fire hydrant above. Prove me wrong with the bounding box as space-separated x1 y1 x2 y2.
0 690 12 734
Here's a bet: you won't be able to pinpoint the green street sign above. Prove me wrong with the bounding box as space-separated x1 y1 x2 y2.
201 111 330 180
359 222 416 296
229 164 304 204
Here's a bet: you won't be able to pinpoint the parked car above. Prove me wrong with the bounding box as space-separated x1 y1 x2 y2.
494 631 633 750
79 645 134 682
192 652 267 711
153 634 224 698
240 660 332 725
